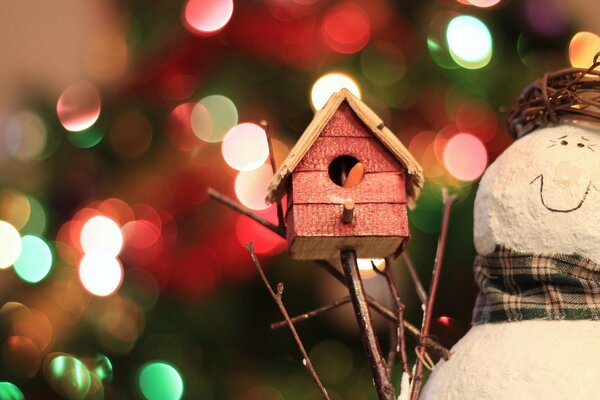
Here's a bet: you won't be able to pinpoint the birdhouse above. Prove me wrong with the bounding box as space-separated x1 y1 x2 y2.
266 89 423 260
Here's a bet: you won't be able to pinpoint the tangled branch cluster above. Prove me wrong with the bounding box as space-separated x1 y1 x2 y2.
508 52 600 138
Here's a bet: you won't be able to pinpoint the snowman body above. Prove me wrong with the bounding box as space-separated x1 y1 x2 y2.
421 124 600 400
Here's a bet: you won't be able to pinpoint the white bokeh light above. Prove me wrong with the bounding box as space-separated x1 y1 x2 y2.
221 123 269 171
79 253 123 296
310 72 361 110
80 216 123 256
0 220 22 269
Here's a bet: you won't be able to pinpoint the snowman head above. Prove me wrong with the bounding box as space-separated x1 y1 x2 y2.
473 55 600 262
474 122 600 262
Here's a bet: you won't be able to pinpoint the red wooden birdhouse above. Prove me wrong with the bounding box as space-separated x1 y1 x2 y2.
266 89 423 260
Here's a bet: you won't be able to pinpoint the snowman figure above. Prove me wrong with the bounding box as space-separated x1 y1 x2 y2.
421 60 600 400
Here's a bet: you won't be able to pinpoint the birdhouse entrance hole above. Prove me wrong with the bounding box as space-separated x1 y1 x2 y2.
328 155 364 188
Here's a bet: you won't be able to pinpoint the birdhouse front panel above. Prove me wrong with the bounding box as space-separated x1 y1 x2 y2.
285 101 410 260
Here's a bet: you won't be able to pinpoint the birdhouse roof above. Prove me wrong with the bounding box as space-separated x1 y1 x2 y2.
266 88 424 207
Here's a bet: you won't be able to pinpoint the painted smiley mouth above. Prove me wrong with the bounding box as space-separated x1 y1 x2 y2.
530 174 596 213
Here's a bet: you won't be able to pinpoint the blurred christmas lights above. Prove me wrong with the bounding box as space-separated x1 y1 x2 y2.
191 95 238 143
79 253 124 297
321 2 371 55
0 221 21 269
221 123 269 171
446 15 492 69
56 82 101 132
14 235 53 284
310 72 361 110
443 133 488 181
234 164 273 210
569 32 600 69
138 361 184 400
183 0 234 35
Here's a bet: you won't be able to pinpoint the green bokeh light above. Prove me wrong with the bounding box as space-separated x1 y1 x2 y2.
139 361 184 400
46 355 91 400
0 382 25 400
14 235 53 284
67 128 105 149
21 196 47 236
91 354 113 383
446 15 493 69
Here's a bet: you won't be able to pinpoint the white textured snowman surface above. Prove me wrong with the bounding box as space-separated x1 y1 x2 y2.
420 123 600 400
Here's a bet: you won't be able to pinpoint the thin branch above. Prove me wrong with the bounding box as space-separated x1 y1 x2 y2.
402 252 427 305
208 188 286 237
260 120 285 229
384 258 410 377
208 188 450 359
271 296 352 330
341 249 395 400
410 189 457 400
247 242 330 400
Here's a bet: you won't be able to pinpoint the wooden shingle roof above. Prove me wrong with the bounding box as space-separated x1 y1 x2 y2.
265 88 424 207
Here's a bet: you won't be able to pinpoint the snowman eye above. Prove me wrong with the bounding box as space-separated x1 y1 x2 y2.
578 143 585 148
561 140 568 145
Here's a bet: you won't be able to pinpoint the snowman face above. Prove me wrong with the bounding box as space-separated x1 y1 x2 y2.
474 123 600 263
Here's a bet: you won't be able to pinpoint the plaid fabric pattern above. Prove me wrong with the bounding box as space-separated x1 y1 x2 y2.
472 247 600 324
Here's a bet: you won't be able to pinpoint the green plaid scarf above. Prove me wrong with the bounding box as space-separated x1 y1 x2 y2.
472 247 600 324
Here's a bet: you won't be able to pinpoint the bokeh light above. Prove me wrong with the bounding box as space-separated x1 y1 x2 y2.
15 111 47 162
0 190 30 230
191 95 238 143
2 335 41 378
467 0 501 7
357 258 384 279
524 0 568 38
310 72 361 110
138 361 184 400
0 114 22 162
321 2 370 54
67 128 105 149
0 382 24 400
0 221 21 269
183 0 234 35
455 99 497 143
167 103 200 152
235 213 286 255
14 235 53 284
234 164 273 210
56 82 101 132
221 123 269 171
45 355 91 399
569 32 600 69
80 216 123 257
21 196 46 236
443 133 487 181
79 253 124 297
446 15 492 69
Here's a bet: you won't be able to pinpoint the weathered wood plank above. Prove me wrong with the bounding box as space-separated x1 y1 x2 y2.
295 137 403 172
288 236 405 259
291 171 406 204
288 203 408 238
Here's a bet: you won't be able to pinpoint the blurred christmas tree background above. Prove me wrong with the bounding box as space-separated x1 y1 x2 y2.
0 0 598 398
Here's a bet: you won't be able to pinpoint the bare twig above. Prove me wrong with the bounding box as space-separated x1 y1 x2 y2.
208 188 450 358
384 258 410 377
247 242 330 400
410 189 457 400
260 120 285 229
208 188 285 237
271 296 352 330
402 252 427 305
341 249 395 400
